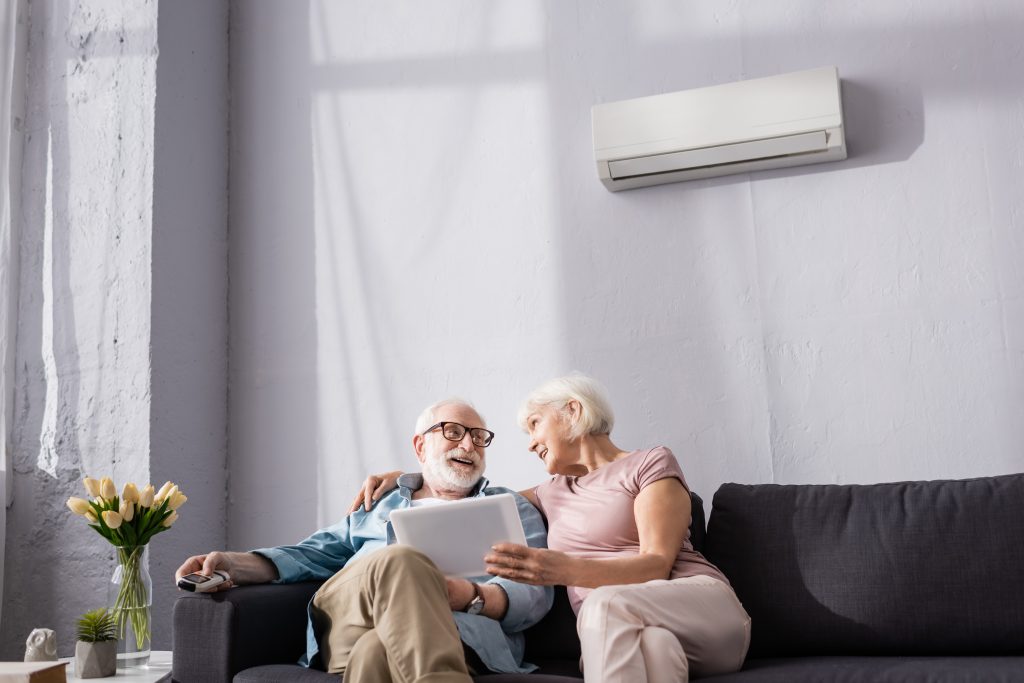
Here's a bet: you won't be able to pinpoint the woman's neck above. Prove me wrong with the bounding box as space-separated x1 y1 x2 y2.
575 434 630 474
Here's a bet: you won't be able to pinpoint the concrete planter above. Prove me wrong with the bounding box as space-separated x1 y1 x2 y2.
75 640 117 678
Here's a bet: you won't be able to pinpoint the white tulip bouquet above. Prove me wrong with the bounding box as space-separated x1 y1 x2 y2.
67 477 188 652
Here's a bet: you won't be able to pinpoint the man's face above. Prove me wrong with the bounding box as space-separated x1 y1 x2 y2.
414 403 488 495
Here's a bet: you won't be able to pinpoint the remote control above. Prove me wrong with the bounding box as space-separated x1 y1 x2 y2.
177 570 230 592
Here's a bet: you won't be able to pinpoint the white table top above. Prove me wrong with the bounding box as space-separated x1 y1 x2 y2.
62 650 171 682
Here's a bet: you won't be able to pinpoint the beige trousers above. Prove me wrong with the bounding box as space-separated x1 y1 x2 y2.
310 545 473 683
577 575 751 683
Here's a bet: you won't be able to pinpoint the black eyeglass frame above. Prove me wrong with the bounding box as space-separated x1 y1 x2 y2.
421 421 495 448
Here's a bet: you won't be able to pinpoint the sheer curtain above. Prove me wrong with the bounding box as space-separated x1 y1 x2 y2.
0 0 25 630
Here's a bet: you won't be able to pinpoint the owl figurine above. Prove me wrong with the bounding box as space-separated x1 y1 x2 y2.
24 627 58 662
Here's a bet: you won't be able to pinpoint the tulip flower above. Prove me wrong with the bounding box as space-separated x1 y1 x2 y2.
66 497 91 515
69 475 184 563
102 510 123 529
164 485 180 506
122 482 140 504
83 477 102 497
168 491 188 511
100 477 117 501
154 481 174 504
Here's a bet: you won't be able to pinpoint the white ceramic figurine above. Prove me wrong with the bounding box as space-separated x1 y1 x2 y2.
24 627 58 662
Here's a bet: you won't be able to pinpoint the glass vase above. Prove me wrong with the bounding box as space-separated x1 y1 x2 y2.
107 545 152 668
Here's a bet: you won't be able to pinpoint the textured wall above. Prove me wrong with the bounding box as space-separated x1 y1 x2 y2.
228 0 1024 548
1 0 229 657
1 0 158 659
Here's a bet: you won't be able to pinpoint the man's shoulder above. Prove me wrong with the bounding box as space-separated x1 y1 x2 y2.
481 484 517 497
481 486 538 517
481 485 528 501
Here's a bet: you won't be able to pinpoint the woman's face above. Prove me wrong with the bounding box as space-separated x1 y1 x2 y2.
525 404 578 474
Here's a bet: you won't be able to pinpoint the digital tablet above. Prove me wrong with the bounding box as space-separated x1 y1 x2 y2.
389 493 527 577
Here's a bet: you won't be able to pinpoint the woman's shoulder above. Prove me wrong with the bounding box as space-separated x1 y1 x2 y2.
631 446 687 490
645 445 678 462
627 445 679 468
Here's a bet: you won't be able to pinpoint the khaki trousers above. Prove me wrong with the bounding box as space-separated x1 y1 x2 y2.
310 545 472 683
577 575 751 683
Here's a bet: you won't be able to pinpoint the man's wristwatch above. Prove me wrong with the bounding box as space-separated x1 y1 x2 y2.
464 583 485 615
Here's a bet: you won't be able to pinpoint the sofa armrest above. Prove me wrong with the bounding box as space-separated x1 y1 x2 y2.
171 581 323 683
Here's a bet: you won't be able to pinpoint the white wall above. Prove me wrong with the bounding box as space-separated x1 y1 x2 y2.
229 0 1024 548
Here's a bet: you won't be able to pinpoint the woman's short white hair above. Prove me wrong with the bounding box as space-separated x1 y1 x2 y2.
517 374 614 439
414 398 484 435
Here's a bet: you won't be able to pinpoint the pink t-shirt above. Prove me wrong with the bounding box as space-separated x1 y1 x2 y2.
533 446 729 613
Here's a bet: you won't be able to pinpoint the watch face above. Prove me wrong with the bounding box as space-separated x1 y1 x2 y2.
466 595 485 615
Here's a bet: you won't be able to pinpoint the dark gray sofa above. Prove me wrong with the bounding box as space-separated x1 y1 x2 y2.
170 493 707 682
701 473 1024 682
171 475 1024 682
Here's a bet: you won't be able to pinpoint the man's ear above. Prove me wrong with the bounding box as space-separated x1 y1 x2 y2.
412 434 427 464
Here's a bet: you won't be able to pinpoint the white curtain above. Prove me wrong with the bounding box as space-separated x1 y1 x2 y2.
0 0 25 630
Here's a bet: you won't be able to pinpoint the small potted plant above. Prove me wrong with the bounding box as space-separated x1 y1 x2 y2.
75 608 117 678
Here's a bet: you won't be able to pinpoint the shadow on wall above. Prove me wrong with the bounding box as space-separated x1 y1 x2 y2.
839 79 924 170
755 78 925 184
227 0 320 548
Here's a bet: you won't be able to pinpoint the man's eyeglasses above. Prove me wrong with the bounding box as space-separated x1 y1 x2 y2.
422 421 495 448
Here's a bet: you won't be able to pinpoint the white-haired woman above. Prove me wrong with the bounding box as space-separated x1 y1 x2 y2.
350 375 750 683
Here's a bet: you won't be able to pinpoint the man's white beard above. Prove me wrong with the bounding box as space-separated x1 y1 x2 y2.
422 447 483 493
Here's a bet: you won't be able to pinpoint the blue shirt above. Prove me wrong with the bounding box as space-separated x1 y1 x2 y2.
253 474 554 674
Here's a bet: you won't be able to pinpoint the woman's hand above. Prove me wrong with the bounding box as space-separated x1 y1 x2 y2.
348 471 403 513
485 543 577 586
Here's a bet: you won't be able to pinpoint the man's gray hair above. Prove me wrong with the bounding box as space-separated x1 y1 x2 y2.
517 374 614 439
414 398 485 435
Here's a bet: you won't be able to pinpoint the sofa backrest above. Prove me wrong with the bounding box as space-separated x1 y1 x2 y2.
525 491 706 666
703 474 1024 658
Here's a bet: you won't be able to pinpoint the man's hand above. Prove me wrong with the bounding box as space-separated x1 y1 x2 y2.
174 551 278 590
175 552 236 592
347 471 404 513
445 577 475 611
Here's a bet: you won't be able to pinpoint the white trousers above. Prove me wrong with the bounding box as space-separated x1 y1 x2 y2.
577 576 751 683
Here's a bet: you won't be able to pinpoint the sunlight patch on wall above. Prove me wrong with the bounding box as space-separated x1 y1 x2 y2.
37 128 57 479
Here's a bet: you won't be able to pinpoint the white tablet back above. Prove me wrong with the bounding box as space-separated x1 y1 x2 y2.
389 493 527 577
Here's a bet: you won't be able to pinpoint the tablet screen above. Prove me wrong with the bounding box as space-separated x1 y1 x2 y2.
389 493 527 577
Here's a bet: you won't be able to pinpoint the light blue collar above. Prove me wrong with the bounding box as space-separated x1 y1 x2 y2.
396 472 491 501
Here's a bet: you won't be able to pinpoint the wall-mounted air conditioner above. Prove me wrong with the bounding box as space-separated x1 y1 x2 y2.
592 66 846 191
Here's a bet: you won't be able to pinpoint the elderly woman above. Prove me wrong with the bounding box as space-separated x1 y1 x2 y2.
353 375 750 682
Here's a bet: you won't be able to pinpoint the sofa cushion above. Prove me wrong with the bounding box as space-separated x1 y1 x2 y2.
703 474 1024 657
233 664 582 682
702 656 1024 682
234 665 336 682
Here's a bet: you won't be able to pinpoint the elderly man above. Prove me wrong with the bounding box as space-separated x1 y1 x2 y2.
175 399 552 682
